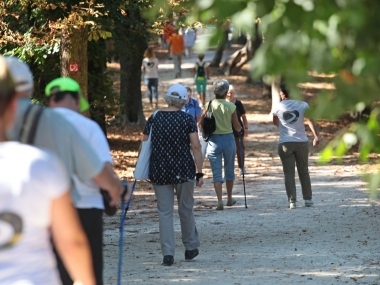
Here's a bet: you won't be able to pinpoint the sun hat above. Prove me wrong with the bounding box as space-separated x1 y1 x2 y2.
166 84 188 101
45 77 89 112
4 56 34 93
213 79 229 96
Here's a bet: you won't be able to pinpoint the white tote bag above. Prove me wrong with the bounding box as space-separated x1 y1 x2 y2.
134 111 159 180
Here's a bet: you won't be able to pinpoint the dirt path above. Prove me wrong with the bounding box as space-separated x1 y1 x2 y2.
104 52 380 285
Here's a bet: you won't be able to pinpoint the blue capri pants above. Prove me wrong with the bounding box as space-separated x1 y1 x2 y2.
206 133 236 183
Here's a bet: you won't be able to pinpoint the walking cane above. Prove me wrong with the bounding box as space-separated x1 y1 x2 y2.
239 134 248 209
117 179 136 285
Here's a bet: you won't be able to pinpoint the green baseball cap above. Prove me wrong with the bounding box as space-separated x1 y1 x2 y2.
45 77 89 112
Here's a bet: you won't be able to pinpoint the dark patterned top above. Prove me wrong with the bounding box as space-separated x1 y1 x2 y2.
143 110 197 185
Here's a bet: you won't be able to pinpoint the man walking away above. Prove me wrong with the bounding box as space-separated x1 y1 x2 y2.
183 28 196 58
169 28 185 78
45 77 121 285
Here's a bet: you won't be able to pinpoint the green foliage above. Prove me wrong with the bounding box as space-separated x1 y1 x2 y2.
179 0 380 196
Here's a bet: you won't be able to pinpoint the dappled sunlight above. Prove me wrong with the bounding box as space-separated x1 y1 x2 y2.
103 40 380 285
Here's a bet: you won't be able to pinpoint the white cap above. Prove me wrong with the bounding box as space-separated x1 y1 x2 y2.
4 56 34 92
166 84 188 101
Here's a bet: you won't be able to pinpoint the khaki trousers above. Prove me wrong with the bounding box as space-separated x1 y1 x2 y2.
278 141 312 202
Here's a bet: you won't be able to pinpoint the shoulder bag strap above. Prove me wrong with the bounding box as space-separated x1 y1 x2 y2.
19 105 44 145
206 100 213 113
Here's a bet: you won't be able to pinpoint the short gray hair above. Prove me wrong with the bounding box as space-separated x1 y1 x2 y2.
213 79 229 99
164 94 185 107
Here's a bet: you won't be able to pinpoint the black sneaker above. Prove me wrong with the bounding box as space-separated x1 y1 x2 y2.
185 248 199 261
163 255 174 266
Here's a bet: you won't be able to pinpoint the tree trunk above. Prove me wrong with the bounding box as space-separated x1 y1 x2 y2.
219 22 261 76
61 27 89 117
115 9 147 126
88 39 107 135
209 28 229 68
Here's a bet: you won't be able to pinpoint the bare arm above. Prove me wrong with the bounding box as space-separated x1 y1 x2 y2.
199 108 207 129
273 115 279 127
206 66 210 79
189 132 203 187
51 192 95 285
92 163 123 206
305 117 319 147
241 113 248 137
232 111 242 132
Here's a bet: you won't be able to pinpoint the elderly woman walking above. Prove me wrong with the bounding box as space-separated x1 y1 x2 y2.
201 79 243 210
142 84 204 266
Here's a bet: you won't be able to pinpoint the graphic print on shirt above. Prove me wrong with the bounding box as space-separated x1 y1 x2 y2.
283 110 299 124
0 212 23 250
147 61 155 68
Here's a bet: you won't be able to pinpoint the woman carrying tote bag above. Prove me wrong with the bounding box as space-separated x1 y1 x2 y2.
140 84 204 266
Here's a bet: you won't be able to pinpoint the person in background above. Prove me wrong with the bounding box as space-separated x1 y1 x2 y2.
201 79 243 210
272 84 319 209
226 85 249 175
142 84 203 266
168 28 185 78
163 21 174 51
5 56 123 285
0 56 95 285
45 77 122 285
142 47 159 109
192 53 210 106
183 27 196 58
182 86 207 162
182 86 201 123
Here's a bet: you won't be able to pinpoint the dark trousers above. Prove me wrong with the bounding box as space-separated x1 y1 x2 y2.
145 78 159 104
54 208 104 285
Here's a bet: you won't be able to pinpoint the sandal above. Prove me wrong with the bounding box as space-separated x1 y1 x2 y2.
216 203 224 210
226 199 236 206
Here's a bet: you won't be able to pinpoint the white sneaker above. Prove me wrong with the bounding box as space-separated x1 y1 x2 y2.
289 202 296 209
305 200 314 207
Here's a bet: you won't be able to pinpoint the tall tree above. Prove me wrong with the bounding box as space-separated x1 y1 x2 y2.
219 21 262 75
209 23 230 67
112 2 149 126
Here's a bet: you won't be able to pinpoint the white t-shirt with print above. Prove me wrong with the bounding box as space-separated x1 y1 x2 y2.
142 57 159 79
0 142 69 285
273 100 309 143
53 108 113 209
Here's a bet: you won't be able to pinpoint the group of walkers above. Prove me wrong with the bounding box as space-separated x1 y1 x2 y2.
142 74 319 265
0 56 124 284
0 41 320 283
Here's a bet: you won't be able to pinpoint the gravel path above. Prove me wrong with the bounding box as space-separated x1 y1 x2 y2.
103 52 380 285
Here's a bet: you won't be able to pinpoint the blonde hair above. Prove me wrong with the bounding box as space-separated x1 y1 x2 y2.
0 55 16 115
144 48 156 59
